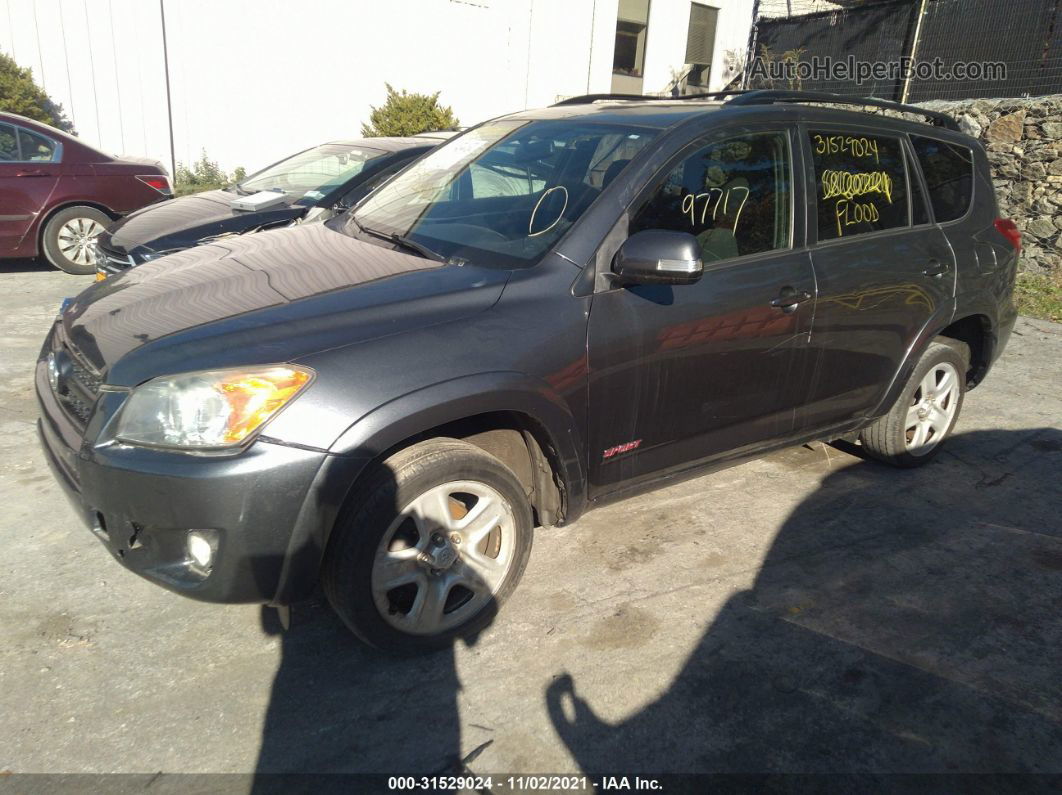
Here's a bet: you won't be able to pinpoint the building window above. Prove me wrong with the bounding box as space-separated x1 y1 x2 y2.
685 2 718 87
613 0 651 78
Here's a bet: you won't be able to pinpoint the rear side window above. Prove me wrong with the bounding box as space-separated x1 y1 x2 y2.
0 124 57 162
631 131 792 262
808 131 909 241
911 136 974 223
18 128 57 161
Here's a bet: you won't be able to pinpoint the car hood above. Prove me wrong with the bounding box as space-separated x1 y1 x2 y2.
99 188 305 257
62 223 510 386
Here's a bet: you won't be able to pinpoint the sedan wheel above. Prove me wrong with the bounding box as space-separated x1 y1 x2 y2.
56 217 105 268
41 205 113 274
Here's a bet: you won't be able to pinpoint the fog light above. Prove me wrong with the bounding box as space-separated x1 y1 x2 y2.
46 352 60 393
187 530 217 571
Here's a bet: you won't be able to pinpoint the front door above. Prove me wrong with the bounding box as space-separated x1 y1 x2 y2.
587 127 816 495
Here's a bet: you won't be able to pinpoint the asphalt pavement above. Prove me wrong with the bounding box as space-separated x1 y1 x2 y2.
1 259 1060 783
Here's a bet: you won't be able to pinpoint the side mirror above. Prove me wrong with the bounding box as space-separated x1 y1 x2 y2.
612 229 703 285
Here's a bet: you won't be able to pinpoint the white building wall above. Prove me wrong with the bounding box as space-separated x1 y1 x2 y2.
0 0 753 176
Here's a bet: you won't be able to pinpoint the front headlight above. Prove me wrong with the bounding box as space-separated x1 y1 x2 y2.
114 365 313 450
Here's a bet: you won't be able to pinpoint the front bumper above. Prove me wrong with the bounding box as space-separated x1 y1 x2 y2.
36 355 334 604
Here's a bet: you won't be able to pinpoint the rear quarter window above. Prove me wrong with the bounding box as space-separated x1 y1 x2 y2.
809 131 909 242
911 136 974 223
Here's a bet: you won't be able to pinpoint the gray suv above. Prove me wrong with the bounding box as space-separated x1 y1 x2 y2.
37 90 1019 652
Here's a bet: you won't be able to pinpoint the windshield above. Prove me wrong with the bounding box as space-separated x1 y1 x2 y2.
240 143 387 202
346 118 657 267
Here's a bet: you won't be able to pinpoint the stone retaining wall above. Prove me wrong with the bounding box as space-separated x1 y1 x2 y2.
916 95 1062 276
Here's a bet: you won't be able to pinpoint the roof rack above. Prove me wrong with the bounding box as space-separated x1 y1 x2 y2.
550 89 960 131
551 90 751 106
726 89 960 131
552 93 658 106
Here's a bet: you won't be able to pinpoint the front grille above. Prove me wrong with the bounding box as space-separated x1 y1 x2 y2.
69 356 102 394
53 342 102 428
95 244 135 275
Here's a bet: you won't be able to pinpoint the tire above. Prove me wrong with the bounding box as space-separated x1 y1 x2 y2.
41 206 112 274
323 437 534 653
859 340 969 467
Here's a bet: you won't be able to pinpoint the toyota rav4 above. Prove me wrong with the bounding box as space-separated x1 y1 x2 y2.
37 90 1019 652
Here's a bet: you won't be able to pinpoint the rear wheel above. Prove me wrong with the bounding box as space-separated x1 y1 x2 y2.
859 340 968 467
323 438 533 653
41 206 111 274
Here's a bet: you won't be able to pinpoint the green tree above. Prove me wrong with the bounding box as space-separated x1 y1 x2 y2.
174 149 244 196
361 84 458 137
0 50 75 133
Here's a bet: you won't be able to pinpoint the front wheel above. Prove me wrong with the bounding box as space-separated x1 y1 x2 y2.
323 438 533 653
41 205 112 274
859 340 968 467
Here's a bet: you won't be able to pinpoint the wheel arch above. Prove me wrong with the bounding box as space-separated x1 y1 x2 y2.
935 313 993 388
37 200 118 250
329 373 587 526
270 373 587 605
868 306 994 421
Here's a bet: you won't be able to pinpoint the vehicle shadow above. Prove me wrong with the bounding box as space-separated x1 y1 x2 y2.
251 461 496 791
547 428 1062 775
0 257 53 273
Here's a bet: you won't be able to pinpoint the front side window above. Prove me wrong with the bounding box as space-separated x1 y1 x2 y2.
911 136 974 223
630 131 792 262
347 119 656 267
239 143 387 203
809 130 909 241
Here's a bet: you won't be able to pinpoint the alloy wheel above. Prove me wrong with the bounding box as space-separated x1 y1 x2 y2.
370 480 517 636
904 361 960 455
56 217 105 266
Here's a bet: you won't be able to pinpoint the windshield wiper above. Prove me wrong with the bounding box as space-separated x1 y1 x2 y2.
351 218 445 262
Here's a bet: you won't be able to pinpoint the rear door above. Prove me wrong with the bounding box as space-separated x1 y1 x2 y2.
910 135 1006 301
587 125 817 494
0 123 61 254
799 125 955 430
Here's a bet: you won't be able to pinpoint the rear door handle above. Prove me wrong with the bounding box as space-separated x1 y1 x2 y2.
770 288 813 313
922 259 948 278
16 169 48 177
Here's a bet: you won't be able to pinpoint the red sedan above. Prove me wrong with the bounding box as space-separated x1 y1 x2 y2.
0 112 171 274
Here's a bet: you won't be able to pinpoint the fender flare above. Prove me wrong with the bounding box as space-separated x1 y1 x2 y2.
331 370 586 500
867 296 997 420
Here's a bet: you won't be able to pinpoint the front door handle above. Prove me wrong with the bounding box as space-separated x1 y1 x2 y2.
16 168 48 177
922 259 948 278
770 288 813 313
